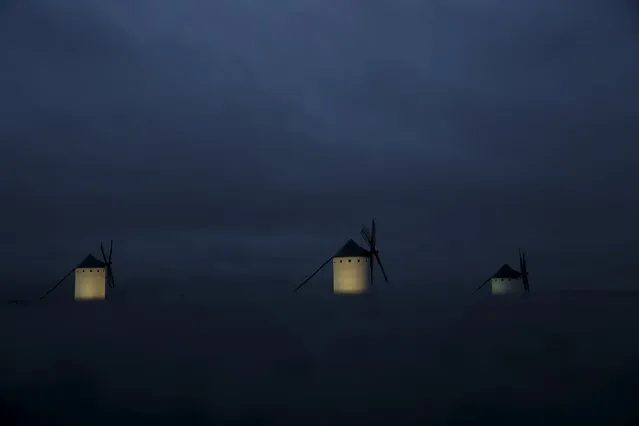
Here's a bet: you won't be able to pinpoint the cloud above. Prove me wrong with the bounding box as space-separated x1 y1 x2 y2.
1 0 638 288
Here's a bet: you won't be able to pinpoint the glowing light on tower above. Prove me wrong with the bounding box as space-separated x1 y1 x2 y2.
74 254 107 301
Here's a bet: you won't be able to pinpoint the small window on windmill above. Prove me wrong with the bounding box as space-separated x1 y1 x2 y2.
340 260 343 263
357 259 360 262
348 259 351 262
90 270 93 272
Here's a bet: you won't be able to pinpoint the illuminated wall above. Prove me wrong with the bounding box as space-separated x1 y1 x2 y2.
74 267 107 301
333 256 369 294
491 277 524 295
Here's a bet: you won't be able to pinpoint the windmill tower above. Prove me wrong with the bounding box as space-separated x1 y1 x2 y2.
332 239 371 294
475 249 530 295
295 219 390 295
38 240 116 302
74 254 107 300
74 240 115 301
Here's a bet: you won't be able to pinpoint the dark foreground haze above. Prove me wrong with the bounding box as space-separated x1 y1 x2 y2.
2 285 639 425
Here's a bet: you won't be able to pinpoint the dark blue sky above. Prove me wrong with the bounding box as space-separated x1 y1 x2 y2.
1 0 638 291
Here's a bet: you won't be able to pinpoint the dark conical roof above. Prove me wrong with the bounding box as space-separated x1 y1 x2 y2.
493 264 521 279
76 253 105 268
333 239 370 258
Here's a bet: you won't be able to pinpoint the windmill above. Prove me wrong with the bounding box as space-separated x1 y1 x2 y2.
475 249 530 295
41 240 116 302
294 219 390 295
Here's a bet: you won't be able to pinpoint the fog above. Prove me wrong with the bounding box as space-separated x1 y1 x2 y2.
2 0 639 423
2 286 639 425
2 0 639 290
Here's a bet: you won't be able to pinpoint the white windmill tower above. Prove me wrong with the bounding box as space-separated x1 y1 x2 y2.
40 240 116 302
294 219 390 295
475 249 530 295
74 254 108 301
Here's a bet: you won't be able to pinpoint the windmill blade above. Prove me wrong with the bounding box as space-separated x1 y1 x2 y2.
518 248 523 272
369 253 374 286
100 242 108 264
361 226 372 246
107 240 115 288
107 266 116 288
474 276 492 293
518 248 529 292
371 219 376 247
294 256 333 292
40 267 75 300
373 251 389 283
